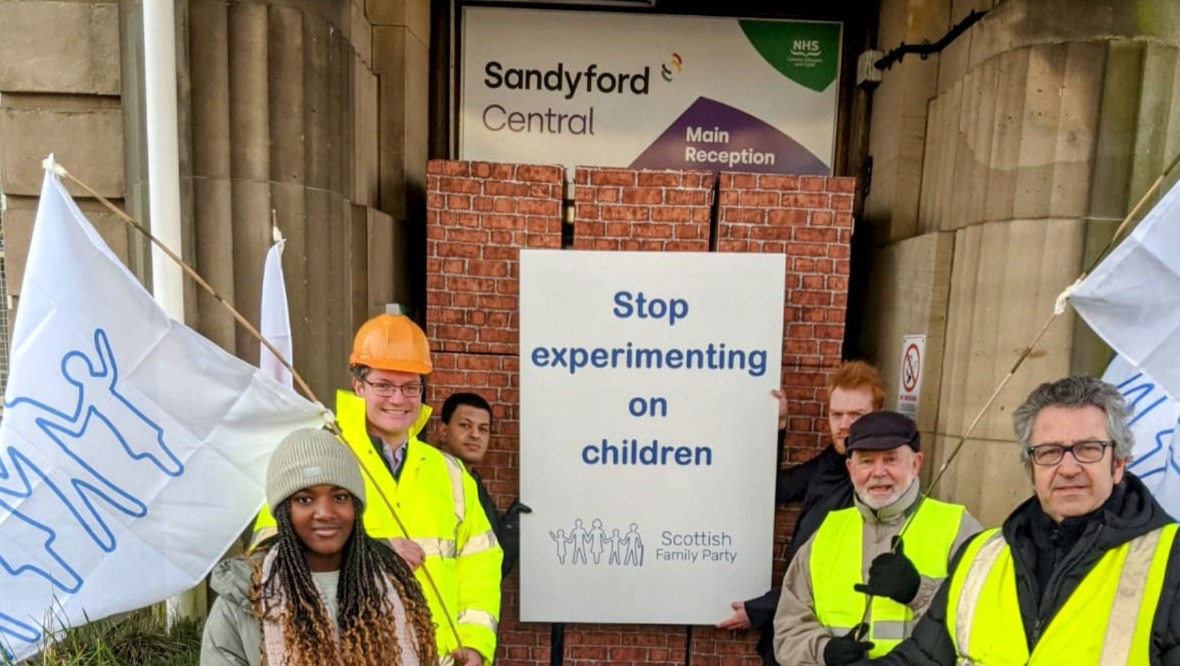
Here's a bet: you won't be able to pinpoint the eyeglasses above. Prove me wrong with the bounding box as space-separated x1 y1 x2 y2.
1027 440 1112 466
361 378 423 398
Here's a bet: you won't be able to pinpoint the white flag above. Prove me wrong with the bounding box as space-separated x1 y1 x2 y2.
1071 177 1180 402
259 238 293 388
1102 356 1180 519
0 171 324 661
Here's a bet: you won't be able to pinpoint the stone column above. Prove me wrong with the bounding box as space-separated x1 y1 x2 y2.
0 1 129 373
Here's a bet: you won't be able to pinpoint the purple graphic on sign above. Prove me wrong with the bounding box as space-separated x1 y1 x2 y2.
629 97 829 175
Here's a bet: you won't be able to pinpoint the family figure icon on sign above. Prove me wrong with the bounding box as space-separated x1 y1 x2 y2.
549 519 644 567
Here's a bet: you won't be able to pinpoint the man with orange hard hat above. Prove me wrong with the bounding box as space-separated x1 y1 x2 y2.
255 314 503 665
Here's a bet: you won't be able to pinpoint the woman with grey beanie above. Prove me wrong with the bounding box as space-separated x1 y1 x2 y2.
201 428 437 665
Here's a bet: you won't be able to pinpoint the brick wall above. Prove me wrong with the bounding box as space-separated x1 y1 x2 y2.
426 160 854 666
573 169 712 252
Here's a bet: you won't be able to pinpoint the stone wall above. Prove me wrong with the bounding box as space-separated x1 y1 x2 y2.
0 0 127 312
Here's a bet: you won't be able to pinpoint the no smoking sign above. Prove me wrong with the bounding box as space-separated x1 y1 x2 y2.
897 335 926 418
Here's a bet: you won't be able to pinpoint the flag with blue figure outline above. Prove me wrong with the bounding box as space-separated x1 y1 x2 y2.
0 169 325 662
1102 356 1180 520
1071 175 1180 403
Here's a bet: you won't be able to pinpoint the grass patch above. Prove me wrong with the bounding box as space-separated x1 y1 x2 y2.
4 607 202 666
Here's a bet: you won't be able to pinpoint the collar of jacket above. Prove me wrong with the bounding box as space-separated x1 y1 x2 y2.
1005 472 1171 552
852 479 921 525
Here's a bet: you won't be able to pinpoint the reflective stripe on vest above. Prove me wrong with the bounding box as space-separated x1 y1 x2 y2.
417 537 458 559
946 523 1178 665
462 528 500 557
458 608 499 634
811 498 967 658
443 454 467 523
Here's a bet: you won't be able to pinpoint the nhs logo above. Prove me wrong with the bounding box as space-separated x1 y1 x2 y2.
790 39 822 57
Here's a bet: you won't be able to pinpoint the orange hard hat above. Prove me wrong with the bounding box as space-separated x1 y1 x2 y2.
349 314 433 375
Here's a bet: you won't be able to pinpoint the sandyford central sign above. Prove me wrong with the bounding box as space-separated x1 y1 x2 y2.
460 7 842 176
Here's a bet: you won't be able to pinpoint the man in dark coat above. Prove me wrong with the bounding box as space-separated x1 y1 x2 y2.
717 361 887 664
859 376 1180 665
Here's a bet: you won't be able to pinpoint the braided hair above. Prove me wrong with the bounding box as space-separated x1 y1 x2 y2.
251 496 438 664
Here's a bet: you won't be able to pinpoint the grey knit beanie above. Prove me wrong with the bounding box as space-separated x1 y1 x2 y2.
266 428 367 509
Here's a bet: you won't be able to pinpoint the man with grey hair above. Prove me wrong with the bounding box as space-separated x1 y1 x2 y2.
856 375 1180 665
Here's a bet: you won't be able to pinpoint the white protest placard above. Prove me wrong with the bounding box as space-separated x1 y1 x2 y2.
461 7 842 176
897 335 925 419
518 250 784 624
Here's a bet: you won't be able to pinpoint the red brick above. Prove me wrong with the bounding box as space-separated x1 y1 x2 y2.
793 226 837 243
827 177 856 193
666 189 707 205
595 187 620 203
438 176 481 194
468 260 510 278
651 206 693 223
811 211 833 227
729 172 757 188
723 207 765 224
786 242 828 257
784 192 830 208
767 209 809 226
442 243 480 259
516 164 563 182
759 174 801 190
601 205 650 222
739 190 779 207
589 169 637 186
621 188 664 205
479 182 521 199
428 159 470 176
799 176 826 191
794 291 833 307
636 171 683 187
518 199 559 215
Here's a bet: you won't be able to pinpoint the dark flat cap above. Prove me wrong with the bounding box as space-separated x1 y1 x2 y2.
846 410 920 453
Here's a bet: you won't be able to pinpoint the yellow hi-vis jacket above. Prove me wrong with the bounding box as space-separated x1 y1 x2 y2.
945 524 1179 665
811 498 967 658
254 391 504 663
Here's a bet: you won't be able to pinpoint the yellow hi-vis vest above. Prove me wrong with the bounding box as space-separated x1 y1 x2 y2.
254 391 504 663
944 523 1178 666
811 498 966 658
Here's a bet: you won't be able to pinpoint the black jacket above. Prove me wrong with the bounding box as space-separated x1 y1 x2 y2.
865 473 1180 665
746 441 854 665
471 469 522 577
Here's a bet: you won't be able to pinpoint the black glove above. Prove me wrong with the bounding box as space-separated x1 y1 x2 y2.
504 499 532 530
823 624 874 665
853 537 920 604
